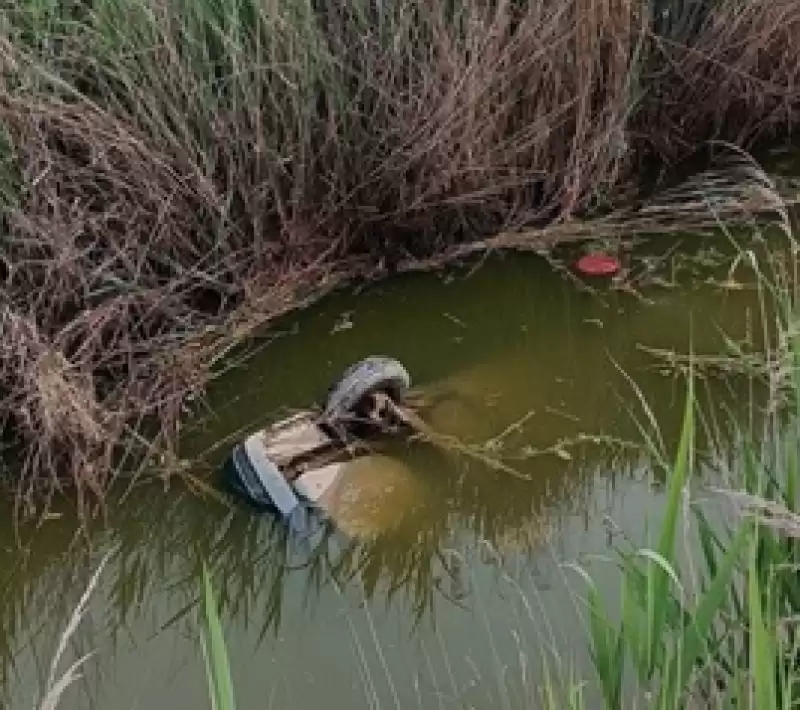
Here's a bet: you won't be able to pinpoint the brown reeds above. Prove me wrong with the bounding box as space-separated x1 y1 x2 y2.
640 0 800 161
0 0 799 514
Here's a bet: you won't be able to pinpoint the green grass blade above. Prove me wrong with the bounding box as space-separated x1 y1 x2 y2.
201 563 237 710
749 539 777 710
568 563 624 710
642 374 695 677
200 631 219 710
747 545 778 708
678 519 752 689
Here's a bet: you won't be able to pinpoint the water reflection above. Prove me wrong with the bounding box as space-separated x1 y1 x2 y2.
0 232 787 708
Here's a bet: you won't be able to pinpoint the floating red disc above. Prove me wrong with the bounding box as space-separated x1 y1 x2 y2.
575 254 620 276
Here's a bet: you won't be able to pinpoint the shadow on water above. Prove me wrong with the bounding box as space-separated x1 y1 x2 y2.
0 228 792 708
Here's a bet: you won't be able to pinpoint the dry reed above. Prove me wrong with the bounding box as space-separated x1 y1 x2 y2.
0 0 799 513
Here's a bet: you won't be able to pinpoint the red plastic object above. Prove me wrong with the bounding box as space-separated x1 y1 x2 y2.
575 254 620 276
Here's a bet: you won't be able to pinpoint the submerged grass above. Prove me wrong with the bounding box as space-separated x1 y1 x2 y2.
1 0 800 511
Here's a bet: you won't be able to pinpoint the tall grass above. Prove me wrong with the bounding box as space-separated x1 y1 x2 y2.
568 216 800 708
29 556 238 710
35 553 109 710
575 373 758 709
200 564 237 710
1 0 800 511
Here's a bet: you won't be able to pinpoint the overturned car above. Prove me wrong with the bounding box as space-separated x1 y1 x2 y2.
223 356 422 532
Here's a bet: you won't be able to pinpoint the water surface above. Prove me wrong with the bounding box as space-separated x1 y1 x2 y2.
0 231 786 709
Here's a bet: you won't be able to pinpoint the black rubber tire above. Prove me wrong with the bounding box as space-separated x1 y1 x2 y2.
323 356 411 425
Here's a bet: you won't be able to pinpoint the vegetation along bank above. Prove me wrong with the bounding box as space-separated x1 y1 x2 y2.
1 0 799 511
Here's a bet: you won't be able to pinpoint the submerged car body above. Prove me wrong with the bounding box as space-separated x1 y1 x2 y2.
223 357 419 535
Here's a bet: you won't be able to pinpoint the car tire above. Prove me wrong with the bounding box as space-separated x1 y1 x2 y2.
323 356 411 425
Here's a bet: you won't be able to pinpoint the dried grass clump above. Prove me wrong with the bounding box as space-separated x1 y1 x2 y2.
0 0 799 513
639 0 800 161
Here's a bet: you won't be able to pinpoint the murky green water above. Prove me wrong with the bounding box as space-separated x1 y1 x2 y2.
0 232 789 709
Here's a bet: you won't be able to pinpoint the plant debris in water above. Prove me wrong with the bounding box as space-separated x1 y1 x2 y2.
1 0 800 513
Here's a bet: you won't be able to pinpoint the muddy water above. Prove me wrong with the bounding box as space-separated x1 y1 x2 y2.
0 232 787 709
